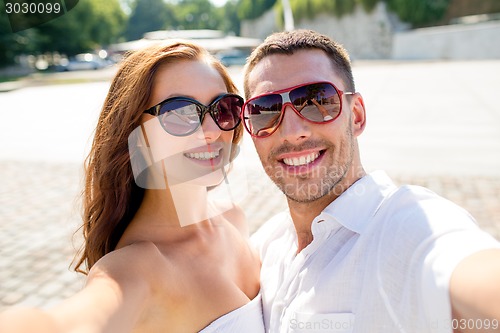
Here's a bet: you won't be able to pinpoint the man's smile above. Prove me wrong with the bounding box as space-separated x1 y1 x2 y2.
281 151 321 166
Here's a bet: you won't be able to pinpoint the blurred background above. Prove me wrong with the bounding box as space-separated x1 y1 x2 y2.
2 0 500 76
1 0 499 311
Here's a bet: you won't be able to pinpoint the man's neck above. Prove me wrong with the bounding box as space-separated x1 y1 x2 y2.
288 166 366 253
288 192 335 253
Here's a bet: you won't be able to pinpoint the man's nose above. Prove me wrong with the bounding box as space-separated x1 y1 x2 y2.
277 104 312 143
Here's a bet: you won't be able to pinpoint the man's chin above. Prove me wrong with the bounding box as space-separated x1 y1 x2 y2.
274 180 328 203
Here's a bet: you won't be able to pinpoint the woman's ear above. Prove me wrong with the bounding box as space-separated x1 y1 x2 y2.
351 93 366 137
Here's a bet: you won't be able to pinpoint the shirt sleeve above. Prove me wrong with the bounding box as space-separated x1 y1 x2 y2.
420 205 500 330
376 185 500 332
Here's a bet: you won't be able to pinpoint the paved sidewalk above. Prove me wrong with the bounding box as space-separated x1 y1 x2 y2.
0 162 85 310
1 60 500 312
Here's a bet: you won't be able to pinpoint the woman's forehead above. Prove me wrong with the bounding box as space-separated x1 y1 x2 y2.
151 60 226 106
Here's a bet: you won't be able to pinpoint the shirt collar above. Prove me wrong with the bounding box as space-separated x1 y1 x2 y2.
320 170 397 234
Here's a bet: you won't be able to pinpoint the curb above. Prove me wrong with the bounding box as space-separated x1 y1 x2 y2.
0 80 26 93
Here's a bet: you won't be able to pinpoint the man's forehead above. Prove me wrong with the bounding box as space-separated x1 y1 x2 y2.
246 56 278 95
247 51 343 97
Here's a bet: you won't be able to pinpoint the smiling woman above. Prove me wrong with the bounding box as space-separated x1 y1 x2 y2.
0 40 265 333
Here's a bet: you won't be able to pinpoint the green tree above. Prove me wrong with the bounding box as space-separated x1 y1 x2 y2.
359 0 379 12
289 0 357 22
0 0 126 66
88 0 126 46
174 0 221 30
334 0 356 17
125 0 176 40
35 0 126 55
219 0 241 35
277 0 450 27
237 0 277 20
0 17 41 67
386 0 450 26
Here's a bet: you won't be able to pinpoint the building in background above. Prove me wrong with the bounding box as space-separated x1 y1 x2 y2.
108 29 261 65
240 0 500 60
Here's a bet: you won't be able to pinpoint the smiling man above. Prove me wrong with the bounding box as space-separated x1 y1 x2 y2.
243 30 500 333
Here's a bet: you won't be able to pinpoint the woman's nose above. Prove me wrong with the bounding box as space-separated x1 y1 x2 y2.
197 114 222 142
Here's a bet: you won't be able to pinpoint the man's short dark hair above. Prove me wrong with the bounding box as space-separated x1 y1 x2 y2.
243 29 355 98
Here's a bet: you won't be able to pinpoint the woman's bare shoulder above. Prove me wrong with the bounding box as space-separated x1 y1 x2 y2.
88 241 168 287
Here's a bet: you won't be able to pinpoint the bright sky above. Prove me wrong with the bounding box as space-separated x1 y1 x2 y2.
209 0 228 7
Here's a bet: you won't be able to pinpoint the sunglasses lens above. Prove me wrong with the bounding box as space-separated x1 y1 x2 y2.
290 82 341 122
158 100 200 136
244 94 283 137
243 82 342 137
214 95 243 130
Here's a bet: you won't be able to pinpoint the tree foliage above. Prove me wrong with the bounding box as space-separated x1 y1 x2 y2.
0 0 455 69
0 16 41 66
273 0 450 27
124 0 240 39
34 0 125 54
219 0 241 35
125 0 176 40
386 0 450 26
1 0 248 68
0 0 125 66
174 0 220 30
237 0 276 20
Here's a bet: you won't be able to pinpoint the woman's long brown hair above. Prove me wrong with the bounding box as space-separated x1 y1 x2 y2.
74 41 242 273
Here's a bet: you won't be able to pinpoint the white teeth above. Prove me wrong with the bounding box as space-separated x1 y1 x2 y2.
283 152 320 166
186 151 220 160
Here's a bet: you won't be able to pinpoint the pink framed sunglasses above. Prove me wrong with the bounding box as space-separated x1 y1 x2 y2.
242 81 354 138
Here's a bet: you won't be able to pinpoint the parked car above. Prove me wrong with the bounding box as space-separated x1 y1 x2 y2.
57 53 110 71
215 50 249 67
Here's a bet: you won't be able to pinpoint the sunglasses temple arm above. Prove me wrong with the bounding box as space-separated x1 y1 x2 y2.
221 164 230 185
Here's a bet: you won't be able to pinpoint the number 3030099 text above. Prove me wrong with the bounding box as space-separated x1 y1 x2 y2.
4 2 62 14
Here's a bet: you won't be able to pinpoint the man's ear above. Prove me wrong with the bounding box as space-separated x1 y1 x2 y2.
351 93 366 137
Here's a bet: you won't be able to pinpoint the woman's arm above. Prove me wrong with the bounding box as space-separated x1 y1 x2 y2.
0 242 157 333
0 307 60 333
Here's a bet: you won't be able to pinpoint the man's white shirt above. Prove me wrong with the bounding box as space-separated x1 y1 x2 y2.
251 171 500 333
